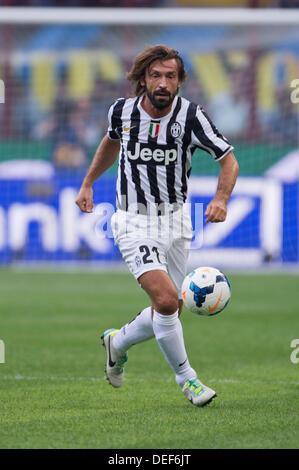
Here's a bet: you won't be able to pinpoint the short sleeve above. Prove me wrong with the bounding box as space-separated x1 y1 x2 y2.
106 99 125 140
191 106 234 161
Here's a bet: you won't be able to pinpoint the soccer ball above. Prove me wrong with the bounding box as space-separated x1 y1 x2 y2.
181 267 231 316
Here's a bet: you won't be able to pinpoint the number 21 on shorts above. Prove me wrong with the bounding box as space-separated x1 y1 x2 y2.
135 245 163 268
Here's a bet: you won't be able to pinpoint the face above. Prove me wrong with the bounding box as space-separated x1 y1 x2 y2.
142 58 181 110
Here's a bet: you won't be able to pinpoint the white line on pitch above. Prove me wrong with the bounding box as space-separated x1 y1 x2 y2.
1 375 299 386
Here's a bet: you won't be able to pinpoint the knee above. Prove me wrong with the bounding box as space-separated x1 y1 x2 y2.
154 290 179 315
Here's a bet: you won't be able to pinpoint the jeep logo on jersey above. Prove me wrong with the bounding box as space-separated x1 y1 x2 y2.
127 142 178 166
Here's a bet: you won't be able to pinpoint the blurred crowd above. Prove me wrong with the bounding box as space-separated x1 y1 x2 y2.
1 58 297 171
0 1 164 7
0 0 298 170
0 0 299 7
0 72 121 170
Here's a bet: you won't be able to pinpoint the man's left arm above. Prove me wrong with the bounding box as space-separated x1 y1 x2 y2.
205 151 239 223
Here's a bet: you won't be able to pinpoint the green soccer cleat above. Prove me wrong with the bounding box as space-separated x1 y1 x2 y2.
183 377 217 407
101 329 128 388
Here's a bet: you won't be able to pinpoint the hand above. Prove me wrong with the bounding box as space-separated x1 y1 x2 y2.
75 186 93 213
205 198 227 223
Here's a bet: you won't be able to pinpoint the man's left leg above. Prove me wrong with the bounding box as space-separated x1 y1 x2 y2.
138 270 197 389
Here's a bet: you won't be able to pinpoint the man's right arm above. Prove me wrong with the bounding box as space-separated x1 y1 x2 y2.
75 135 120 213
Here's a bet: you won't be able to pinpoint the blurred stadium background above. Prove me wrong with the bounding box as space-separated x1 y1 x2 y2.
0 0 298 270
1 0 299 452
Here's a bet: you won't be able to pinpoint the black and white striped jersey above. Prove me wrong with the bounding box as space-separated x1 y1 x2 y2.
107 95 233 214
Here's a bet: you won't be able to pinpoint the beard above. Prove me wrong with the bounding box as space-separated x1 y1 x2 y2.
145 86 179 110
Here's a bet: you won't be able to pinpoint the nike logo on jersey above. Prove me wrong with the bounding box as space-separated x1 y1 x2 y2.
108 336 116 367
123 125 136 132
127 142 178 166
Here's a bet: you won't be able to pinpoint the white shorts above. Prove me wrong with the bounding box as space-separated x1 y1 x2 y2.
111 208 193 298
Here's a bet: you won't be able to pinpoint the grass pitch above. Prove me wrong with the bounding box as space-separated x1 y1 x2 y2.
0 269 298 449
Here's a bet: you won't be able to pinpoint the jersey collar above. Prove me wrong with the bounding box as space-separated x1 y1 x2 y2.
137 95 178 121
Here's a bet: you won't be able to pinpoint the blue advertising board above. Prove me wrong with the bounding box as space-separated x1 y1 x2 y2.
0 173 297 267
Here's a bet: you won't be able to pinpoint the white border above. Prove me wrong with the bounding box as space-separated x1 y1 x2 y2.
0 7 298 25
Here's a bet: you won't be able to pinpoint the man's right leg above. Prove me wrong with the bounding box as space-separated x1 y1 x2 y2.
104 281 186 387
112 305 154 354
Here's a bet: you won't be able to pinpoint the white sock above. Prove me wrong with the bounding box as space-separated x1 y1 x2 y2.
152 309 197 388
112 306 154 355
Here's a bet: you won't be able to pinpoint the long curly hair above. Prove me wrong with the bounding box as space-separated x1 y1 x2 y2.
127 45 187 97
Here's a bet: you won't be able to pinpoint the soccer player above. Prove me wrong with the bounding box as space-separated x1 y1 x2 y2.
76 45 239 407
